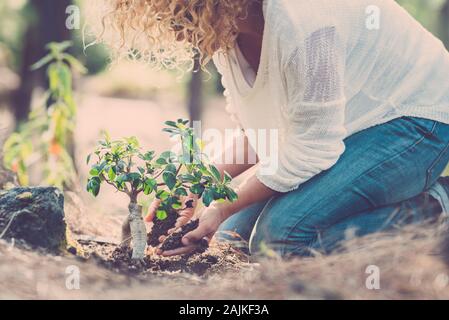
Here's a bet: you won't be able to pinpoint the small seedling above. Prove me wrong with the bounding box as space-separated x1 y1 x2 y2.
87 120 238 260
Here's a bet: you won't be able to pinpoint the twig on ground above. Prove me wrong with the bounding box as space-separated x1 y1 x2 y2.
0 211 19 239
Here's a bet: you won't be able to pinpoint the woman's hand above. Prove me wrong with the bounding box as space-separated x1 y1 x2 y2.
158 175 279 256
174 194 199 229
159 203 230 256
145 194 199 243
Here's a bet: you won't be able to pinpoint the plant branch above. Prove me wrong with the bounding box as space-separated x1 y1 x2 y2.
101 173 131 196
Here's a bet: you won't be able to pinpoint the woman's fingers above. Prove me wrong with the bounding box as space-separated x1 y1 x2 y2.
160 235 211 256
174 195 198 227
144 211 155 223
159 220 212 257
160 245 197 257
182 223 212 246
175 215 191 228
145 199 161 223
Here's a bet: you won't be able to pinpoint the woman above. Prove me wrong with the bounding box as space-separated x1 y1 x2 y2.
102 0 449 257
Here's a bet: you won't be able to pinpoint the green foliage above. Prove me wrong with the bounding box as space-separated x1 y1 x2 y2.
3 41 86 188
87 119 238 219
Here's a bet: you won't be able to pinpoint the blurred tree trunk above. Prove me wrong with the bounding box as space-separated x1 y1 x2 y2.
12 0 78 179
13 0 72 124
187 56 203 125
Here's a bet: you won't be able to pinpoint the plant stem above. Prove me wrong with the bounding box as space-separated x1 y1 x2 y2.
128 199 147 260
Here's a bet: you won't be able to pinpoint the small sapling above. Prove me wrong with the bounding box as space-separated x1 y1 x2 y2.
87 120 237 259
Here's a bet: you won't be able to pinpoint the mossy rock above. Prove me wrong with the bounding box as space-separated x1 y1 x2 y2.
0 187 66 252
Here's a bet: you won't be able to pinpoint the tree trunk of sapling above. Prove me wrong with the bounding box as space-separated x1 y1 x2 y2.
124 200 147 260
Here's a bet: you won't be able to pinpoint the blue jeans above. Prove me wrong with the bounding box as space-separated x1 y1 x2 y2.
217 117 449 257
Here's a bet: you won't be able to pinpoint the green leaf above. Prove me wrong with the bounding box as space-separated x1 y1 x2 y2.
128 172 140 181
202 189 214 207
59 64 72 94
165 163 177 174
156 158 167 165
62 53 88 74
86 154 92 165
46 40 72 54
87 177 101 197
183 135 194 152
30 53 53 71
180 174 196 183
108 167 116 181
161 151 177 163
116 174 128 184
124 136 139 146
156 210 168 220
174 188 188 197
177 122 187 130
156 190 170 200
209 186 223 200
172 203 182 210
164 121 178 128
163 172 176 190
223 171 232 183
140 151 155 161
209 165 222 181
194 170 203 180
162 127 180 134
225 187 238 202
89 167 99 177
190 183 205 196
143 178 157 195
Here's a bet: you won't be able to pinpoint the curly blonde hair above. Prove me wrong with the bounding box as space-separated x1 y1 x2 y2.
86 0 253 72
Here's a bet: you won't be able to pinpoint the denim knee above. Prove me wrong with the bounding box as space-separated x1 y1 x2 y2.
216 201 267 248
249 214 319 257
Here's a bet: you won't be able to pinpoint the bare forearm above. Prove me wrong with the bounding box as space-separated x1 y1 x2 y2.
216 174 278 219
210 131 277 218
215 162 254 179
214 132 258 178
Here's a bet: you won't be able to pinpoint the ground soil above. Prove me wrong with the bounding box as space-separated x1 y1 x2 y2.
76 237 245 277
2 220 449 299
159 219 209 253
147 209 178 247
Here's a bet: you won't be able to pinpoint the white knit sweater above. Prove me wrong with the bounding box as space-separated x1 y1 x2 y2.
213 0 449 193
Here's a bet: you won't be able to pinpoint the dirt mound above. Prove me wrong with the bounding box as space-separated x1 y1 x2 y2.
77 238 244 277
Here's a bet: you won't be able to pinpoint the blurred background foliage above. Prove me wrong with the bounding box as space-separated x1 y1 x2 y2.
0 0 448 125
397 0 449 43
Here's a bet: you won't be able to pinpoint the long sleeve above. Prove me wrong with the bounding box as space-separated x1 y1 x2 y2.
256 26 347 192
